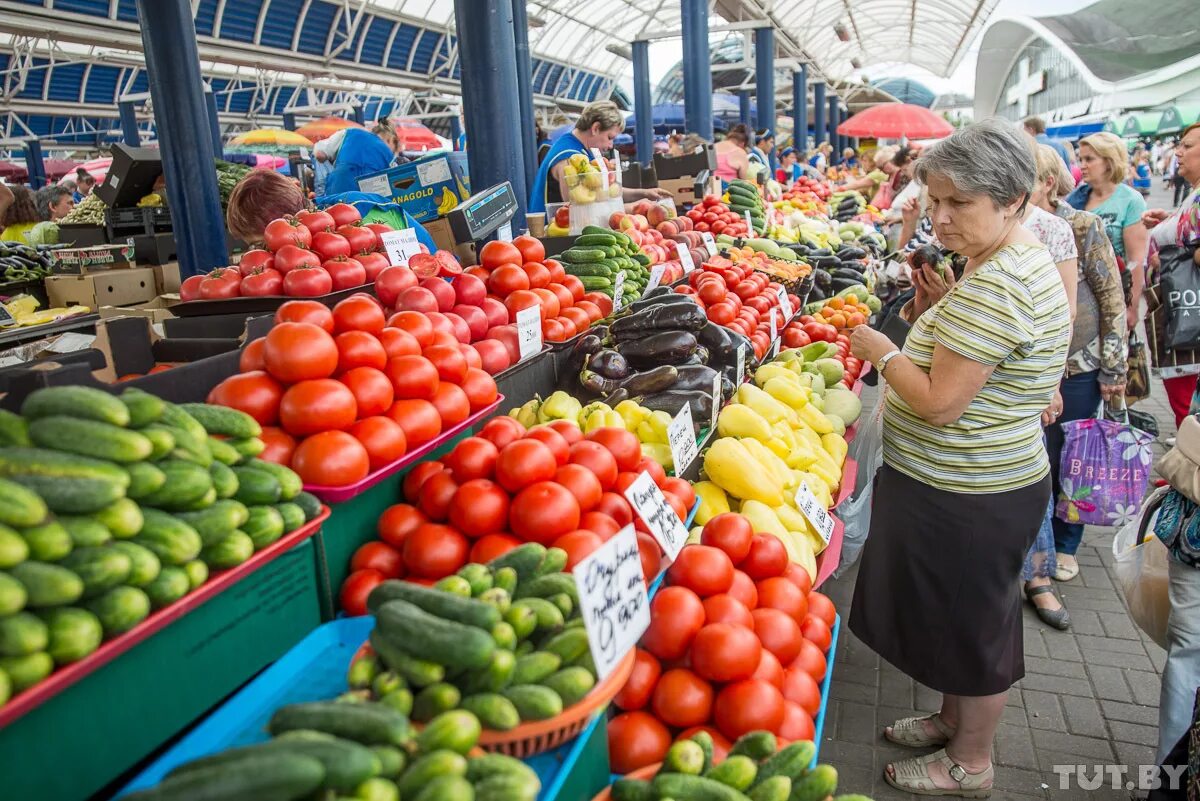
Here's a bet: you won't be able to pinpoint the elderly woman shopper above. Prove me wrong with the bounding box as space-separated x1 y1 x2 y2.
848 120 1071 797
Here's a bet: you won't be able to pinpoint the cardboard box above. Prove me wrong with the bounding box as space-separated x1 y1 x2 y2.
98 296 178 325
46 267 157 310
134 233 178 267
421 216 457 254
659 174 721 208
51 241 136 275
654 145 717 180
153 262 181 294
356 152 471 223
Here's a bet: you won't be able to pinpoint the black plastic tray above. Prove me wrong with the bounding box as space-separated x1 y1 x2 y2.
169 284 374 317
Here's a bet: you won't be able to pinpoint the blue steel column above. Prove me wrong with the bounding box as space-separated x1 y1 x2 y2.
791 67 806 153
754 28 774 136
738 90 752 126
23 140 45 189
204 88 222 154
511 0 537 194
136 0 226 277
680 0 713 139
632 40 653 166
454 0 527 222
119 101 141 146
812 81 826 147
827 95 839 162
282 112 297 131
449 115 462 150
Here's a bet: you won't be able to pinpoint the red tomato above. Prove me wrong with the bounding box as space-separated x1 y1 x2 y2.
495 439 557 493
792 638 828 683
430 382 470 426
469 533 522 563
800 614 833 652
552 529 603 570
240 267 283 297
263 216 312 251
544 419 582 444
752 608 804 664
257 426 297 465
385 355 440 401
700 513 754 564
479 240 524 270
417 470 459 521
403 523 469 578
291 430 370 486
333 295 386 334
284 265 333 297
690 623 762 683
641 586 705 661
585 427 641 472
339 568 384 616
778 701 815 742
335 331 387 373
512 235 546 263
703 594 754 628
276 299 334 331
348 415 407 470
633 456 667 489
607 712 672 775
637 531 662 586
579 512 620 540
741 535 789 580
279 379 357 436
444 437 499 481
207 370 283 426
386 399 442 446
449 479 510 538
782 563 814 596
714 679 785 741
781 667 822 717
337 222 377 253
238 248 274 276
325 202 361 227
667 545 735 597
660 477 696 511
614 648 661 711
180 274 205 302
756 577 809 622
264 322 338 383
553 464 603 512
459 368 498 411
402 461 445 503
509 481 580 545
651 669 713 729
423 344 468 384
807 591 836 629
340 367 394 418
753 648 785 690
479 416 526 450
351 541 404 578
567 441 619 490
524 427 570 465
197 267 241 299
727 570 759 609
377 503 427 549
596 492 633 527
487 264 530 296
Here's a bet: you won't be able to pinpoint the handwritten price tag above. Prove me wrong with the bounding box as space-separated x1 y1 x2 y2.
667 402 698 475
574 525 649 681
736 342 747 382
644 264 667 295
777 287 792 320
613 271 626 310
743 211 754 234
700 232 717 258
794 482 835 544
516 305 542 361
380 229 421 266
768 309 779 359
624 470 689 560
675 242 695 273
710 370 722 431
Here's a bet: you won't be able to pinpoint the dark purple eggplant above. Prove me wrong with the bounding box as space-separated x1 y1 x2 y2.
615 331 698 367
580 364 678 396
609 302 707 339
670 364 721 392
625 291 698 314
602 387 629 406
589 349 629 379
634 390 713 430
561 332 605 384
697 322 734 364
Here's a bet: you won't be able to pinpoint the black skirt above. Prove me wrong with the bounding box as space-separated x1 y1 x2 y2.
848 464 1051 696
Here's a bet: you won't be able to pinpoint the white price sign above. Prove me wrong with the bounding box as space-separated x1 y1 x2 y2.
590 147 609 181
776 287 792 320
794 482 836 545
0 303 15 328
496 221 513 242
612 271 626 310
667 402 698 475
710 370 722 431
674 242 695 274
516 305 542 361
644 264 667 296
736 342 748 382
624 470 689 560
574 525 650 681
768 309 779 359
380 228 421 266
743 211 754 233
700 232 717 258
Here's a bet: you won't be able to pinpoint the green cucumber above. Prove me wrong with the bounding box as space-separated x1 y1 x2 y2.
540 666 595 706
374 599 495 669
366 580 500 630
10 561 83 607
652 773 753 801
86 585 150 635
39 607 102 664
11 474 123 515
136 509 202 565
293 491 322 521
396 750 468 798
110 541 161 586
511 651 561 685
138 459 214 511
0 478 47 527
247 458 301 500
0 572 27 615
231 466 282 505
412 682 461 723
461 648 515 694
28 416 152 463
488 543 545 582
0 524 28 568
120 387 164 428
201 530 254 568
0 652 52 692
123 752 325 801
125 462 166 500
61 546 132 598
501 684 562 721
0 408 30 446
60 516 112 547
705 755 757 790
175 499 249 546
243 505 285 549
139 426 176 460
274 502 305 533
415 710 482 755
208 460 238 499
459 693 520 730
178 403 262 439
268 700 412 747
206 436 241 466
20 520 73 561
22 386 129 427
369 630 445 687
227 437 265 459
90 497 144 539
0 612 48 657
143 566 192 609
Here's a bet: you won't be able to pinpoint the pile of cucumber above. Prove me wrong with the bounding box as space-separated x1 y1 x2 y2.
725 181 767 238
349 542 600 732
558 227 652 305
126 702 540 801
0 385 322 705
612 729 866 801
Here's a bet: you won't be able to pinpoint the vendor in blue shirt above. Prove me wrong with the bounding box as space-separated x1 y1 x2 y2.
528 101 671 215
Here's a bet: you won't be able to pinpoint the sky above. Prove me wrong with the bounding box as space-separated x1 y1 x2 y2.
640 0 1097 99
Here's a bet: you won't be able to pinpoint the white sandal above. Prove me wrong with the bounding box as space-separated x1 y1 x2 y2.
885 749 994 798
885 713 956 747
1054 553 1079 581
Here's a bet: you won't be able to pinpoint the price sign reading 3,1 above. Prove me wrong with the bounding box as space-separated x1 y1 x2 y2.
667 403 698 475
515 305 542 361
380 228 421 266
675 242 695 273
574 525 649 681
624 470 689 560
794 482 835 544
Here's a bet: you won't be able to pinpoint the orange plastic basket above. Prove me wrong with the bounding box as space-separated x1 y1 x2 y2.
352 643 636 758
591 763 660 801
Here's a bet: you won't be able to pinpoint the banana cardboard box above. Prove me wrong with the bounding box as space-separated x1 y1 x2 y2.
356 151 471 223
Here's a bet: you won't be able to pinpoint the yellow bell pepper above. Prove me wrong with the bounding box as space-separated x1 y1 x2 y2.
774 504 827 555
762 376 811 411
717 404 773 442
795 402 833 435
648 411 672 442
740 438 794 492
693 480 731 525
615 400 649 432
512 399 541 428
794 471 833 508
703 438 783 506
753 363 795 388
585 408 626 433
736 384 797 426
641 442 674 470
821 432 848 466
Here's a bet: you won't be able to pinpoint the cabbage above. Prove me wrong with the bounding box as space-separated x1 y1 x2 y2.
25 221 58 246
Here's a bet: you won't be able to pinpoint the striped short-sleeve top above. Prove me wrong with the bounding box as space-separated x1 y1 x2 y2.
883 243 1071 494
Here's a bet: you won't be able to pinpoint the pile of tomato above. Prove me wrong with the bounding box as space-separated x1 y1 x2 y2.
674 260 802 360
460 237 610 343
683 196 752 237
181 203 398 301
778 320 864 389
206 295 499 488
607 514 837 774
339 418 695 615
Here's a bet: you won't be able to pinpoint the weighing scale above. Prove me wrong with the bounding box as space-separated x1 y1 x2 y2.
445 181 519 265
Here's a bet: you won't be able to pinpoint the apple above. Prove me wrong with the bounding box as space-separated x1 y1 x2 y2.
486 324 521 364
420 277 456 312
472 339 511 374
554 206 570 228
398 286 438 314
452 304 489 341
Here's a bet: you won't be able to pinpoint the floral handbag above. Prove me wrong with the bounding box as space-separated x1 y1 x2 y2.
1056 404 1156 527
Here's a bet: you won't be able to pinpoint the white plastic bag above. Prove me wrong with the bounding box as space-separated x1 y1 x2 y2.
833 389 886 578
1112 486 1171 649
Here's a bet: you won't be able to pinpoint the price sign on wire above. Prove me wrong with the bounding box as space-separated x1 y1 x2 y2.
700 232 717 258
794 482 835 545
380 229 421 266
776 287 793 321
496 221 514 242
574 525 650 681
675 242 695 274
744 211 754 234
667 402 698 475
613 271 626 310
624 470 689 560
644 264 667 295
768 309 780 359
736 342 747 383
516 305 543 361
710 371 722 431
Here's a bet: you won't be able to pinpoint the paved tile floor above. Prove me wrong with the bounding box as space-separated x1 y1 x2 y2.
822 187 1186 800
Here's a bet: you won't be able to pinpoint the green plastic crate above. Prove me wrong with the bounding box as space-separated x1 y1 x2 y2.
0 539 324 801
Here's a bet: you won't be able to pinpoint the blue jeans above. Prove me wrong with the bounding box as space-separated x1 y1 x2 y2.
1160 558 1200 761
1047 371 1102 556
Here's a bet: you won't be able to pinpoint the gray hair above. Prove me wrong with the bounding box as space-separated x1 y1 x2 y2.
914 118 1035 208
